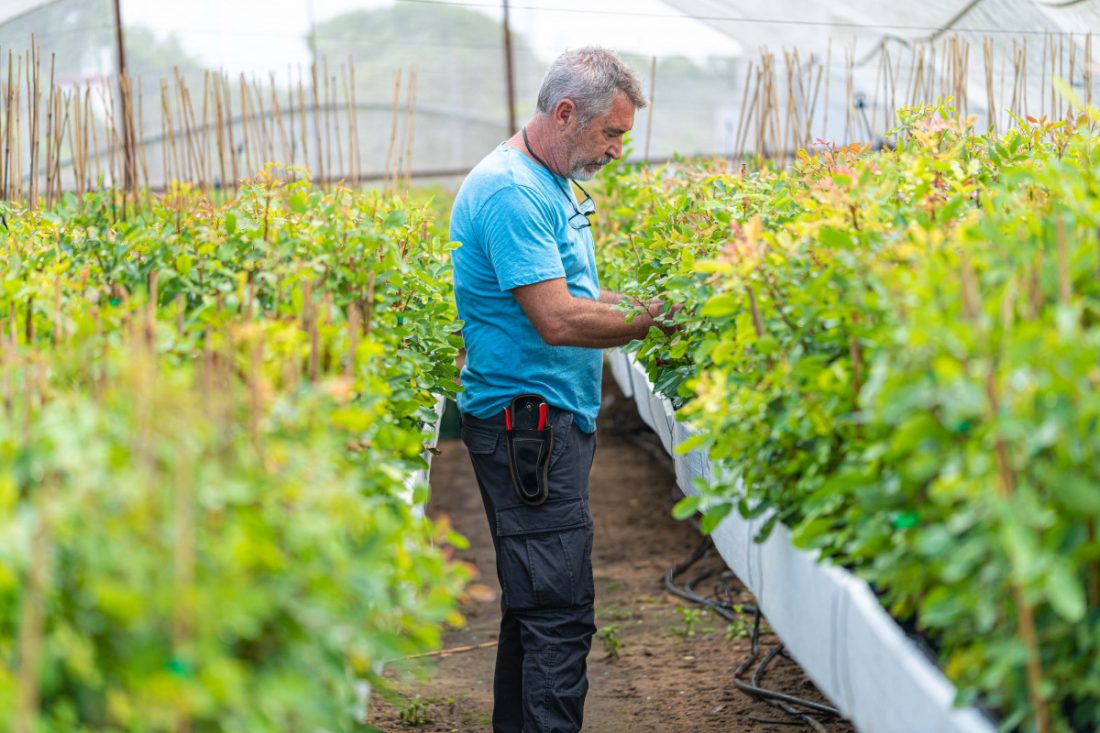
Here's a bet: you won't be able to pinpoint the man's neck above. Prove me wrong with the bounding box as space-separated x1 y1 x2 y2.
508 117 569 178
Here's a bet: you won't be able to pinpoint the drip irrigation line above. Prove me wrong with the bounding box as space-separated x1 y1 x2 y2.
666 537 846 730
664 537 755 623
732 605 842 729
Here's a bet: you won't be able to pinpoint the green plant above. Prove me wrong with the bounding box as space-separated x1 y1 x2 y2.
724 618 749 641
399 695 432 726
0 177 470 731
596 102 1100 731
595 624 623 660
675 607 705 638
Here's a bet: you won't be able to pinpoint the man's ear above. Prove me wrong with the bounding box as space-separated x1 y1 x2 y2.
553 98 577 129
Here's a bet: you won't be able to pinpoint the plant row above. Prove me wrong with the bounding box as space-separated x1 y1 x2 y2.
596 105 1100 732
0 171 467 732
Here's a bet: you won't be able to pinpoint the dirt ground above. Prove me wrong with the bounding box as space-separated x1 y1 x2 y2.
369 373 855 733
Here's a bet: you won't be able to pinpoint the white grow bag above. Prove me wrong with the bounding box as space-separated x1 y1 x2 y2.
609 350 997 733
356 395 448 722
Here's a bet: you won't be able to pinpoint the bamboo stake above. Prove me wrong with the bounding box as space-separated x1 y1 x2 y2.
844 46 854 143
181 79 205 188
43 54 55 208
270 72 291 167
101 80 120 196
322 58 333 183
239 73 252 179
120 72 138 200
160 80 171 188
402 68 418 190
297 68 309 178
1087 34 1093 115
26 43 40 209
310 63 324 185
732 61 754 161
984 38 997 134
223 71 240 190
4 50 15 200
1053 34 1061 120
350 58 360 182
213 73 227 191
50 88 66 206
340 63 354 182
384 68 402 191
199 72 212 195
74 86 87 196
12 52 22 204
331 72 343 182
251 76 273 167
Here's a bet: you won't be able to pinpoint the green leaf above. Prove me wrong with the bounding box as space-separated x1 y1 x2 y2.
1045 561 1086 622
671 495 701 520
699 502 733 534
383 209 409 230
699 293 739 317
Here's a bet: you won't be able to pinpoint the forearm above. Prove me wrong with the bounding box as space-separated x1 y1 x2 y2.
598 288 627 305
550 296 658 348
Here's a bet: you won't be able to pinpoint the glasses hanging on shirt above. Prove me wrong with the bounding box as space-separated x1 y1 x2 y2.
522 127 596 231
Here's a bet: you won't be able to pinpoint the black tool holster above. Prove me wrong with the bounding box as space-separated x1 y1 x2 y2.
504 393 554 506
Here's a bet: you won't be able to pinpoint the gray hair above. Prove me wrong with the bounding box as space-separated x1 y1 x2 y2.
536 47 647 127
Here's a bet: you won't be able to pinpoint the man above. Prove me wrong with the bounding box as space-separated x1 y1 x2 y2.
449 48 673 733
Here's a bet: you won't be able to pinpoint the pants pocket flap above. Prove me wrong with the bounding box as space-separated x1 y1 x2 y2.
496 498 588 537
461 425 501 454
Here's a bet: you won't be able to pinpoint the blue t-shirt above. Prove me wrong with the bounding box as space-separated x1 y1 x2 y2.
450 143 602 433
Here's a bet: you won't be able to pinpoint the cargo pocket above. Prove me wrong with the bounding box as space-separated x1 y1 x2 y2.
461 423 509 469
495 497 595 610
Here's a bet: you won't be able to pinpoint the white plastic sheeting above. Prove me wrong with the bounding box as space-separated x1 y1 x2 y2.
607 349 998 733
660 0 1100 57
663 0 1100 150
355 394 448 722
401 395 448 511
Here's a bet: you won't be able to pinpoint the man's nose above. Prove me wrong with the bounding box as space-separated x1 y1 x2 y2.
607 138 622 160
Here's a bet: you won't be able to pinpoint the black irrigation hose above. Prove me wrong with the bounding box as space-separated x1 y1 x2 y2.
663 537 758 622
665 537 846 731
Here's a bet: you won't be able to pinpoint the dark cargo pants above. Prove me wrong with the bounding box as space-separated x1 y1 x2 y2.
460 407 597 733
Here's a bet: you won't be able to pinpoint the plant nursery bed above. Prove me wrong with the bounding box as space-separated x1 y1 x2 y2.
609 349 999 733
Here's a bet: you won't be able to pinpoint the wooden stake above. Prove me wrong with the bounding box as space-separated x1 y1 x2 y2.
323 58 334 183
310 63 324 184
384 68 402 191
239 73 252 178
223 71 240 190
402 68 418 190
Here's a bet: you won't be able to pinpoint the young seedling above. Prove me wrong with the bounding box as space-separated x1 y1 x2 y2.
676 607 704 637
724 619 749 641
399 694 432 726
596 624 623 661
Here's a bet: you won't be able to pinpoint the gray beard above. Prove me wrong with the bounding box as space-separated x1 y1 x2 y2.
570 156 612 181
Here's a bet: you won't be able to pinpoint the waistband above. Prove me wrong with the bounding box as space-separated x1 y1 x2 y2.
460 404 573 430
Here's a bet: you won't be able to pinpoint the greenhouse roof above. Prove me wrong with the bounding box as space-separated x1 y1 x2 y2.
661 0 1100 59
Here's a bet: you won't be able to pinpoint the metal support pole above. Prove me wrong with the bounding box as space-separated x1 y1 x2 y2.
502 0 517 135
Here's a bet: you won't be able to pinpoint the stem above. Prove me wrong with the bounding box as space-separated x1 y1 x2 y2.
984 349 1050 733
15 480 53 733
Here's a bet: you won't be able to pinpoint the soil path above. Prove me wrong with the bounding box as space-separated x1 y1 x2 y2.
370 374 854 733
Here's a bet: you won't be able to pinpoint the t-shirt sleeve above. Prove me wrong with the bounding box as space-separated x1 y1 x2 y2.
479 184 566 291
